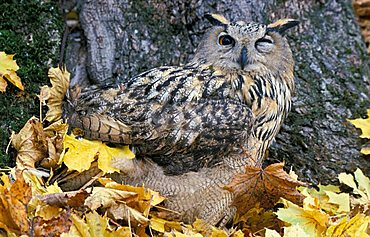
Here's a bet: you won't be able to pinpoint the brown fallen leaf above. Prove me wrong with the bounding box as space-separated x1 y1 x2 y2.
35 205 64 222
11 117 67 171
0 172 32 235
236 206 284 236
33 209 72 237
108 203 149 225
0 174 21 236
83 184 152 226
39 189 90 209
98 177 165 216
41 67 70 123
52 161 103 191
11 117 48 170
225 163 306 216
41 120 68 169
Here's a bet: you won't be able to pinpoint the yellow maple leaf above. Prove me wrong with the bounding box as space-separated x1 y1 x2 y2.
348 110 370 155
0 52 24 92
361 146 370 155
235 206 282 235
354 168 370 198
192 218 227 237
338 168 369 206
317 184 340 193
275 197 329 237
0 173 12 191
61 134 135 173
300 184 350 215
149 216 182 233
284 225 310 237
0 77 7 92
231 230 245 237
61 135 99 172
265 228 281 237
210 227 228 237
84 186 137 210
62 213 90 237
324 191 350 213
170 230 204 237
105 226 132 237
85 211 109 236
186 218 236 237
99 178 165 208
99 144 135 174
62 211 131 237
348 109 370 139
325 213 370 237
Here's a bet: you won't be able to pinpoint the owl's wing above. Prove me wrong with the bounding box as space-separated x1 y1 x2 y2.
67 87 252 150
65 66 253 173
142 98 253 174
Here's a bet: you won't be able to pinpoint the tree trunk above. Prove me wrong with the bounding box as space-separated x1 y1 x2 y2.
63 0 369 184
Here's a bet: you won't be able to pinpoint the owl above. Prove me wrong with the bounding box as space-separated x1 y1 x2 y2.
63 14 298 225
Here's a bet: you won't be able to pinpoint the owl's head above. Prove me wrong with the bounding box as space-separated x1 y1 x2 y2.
192 14 299 76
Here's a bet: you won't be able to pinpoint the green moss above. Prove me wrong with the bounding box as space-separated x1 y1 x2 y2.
0 0 63 167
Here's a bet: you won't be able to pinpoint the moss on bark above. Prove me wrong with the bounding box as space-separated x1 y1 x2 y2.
0 0 63 166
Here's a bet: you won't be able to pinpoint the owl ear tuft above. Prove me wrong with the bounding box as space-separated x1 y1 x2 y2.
267 19 299 34
204 13 230 26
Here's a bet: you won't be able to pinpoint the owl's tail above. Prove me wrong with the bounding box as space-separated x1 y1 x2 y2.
61 81 132 144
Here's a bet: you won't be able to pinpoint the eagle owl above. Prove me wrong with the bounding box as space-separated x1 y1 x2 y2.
64 14 298 225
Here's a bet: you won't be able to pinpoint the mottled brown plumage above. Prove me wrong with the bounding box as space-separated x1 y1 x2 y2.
63 14 298 225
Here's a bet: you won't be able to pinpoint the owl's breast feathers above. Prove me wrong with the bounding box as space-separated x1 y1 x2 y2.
66 62 293 174
237 72 293 161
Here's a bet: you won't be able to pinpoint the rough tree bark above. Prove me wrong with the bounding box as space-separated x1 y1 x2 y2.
62 0 369 184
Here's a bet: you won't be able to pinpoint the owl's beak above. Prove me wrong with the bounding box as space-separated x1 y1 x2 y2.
238 46 248 70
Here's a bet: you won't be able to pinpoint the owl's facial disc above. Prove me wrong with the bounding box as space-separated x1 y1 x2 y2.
215 22 276 71
192 17 297 74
